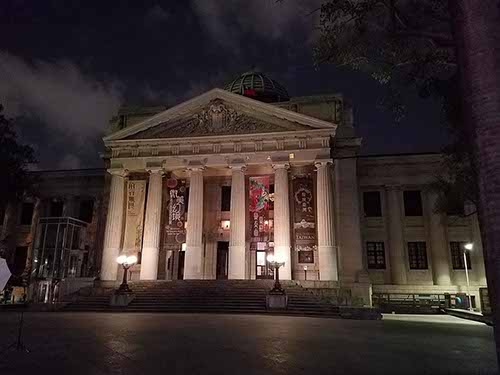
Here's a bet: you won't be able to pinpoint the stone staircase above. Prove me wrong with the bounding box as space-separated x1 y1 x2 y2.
62 280 339 317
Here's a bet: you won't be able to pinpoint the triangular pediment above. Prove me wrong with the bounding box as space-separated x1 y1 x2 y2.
104 89 336 142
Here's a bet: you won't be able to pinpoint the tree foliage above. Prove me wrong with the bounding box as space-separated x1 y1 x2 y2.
314 0 476 212
0 104 36 207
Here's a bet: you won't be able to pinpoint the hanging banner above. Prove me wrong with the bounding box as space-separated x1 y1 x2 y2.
123 180 146 253
249 176 270 244
163 177 187 250
292 176 316 261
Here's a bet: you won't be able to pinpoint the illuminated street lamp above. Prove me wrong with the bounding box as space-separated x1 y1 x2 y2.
463 243 474 311
267 254 285 293
116 255 137 294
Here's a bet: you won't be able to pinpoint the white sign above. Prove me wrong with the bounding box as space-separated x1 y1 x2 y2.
0 258 12 292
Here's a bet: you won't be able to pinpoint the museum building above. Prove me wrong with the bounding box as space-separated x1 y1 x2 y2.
0 71 488 309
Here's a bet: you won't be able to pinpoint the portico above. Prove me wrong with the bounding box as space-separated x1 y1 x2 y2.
100 89 339 283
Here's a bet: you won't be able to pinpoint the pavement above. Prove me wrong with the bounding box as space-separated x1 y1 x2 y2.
0 312 497 375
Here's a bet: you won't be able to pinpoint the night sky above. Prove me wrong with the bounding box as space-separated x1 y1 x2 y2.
0 1 449 170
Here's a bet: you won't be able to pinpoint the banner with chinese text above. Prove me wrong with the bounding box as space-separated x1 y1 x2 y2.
163 177 187 250
123 180 146 253
249 176 270 244
292 176 316 262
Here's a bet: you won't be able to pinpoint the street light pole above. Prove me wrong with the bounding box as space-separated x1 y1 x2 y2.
116 254 138 294
464 243 474 311
267 254 285 294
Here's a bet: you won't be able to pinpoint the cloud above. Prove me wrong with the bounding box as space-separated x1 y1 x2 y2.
190 0 321 52
0 51 122 168
144 5 171 26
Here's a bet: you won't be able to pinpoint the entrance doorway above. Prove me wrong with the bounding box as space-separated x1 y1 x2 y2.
256 249 274 279
216 242 229 280
177 251 185 280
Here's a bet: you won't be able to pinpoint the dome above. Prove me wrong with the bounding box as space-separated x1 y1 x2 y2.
224 71 290 103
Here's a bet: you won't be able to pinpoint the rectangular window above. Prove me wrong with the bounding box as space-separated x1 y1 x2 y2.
20 202 34 225
269 184 274 211
0 201 5 225
404 190 423 216
450 241 472 269
408 242 428 269
79 199 94 223
221 186 231 211
50 200 64 217
298 251 314 264
366 242 386 269
363 191 382 217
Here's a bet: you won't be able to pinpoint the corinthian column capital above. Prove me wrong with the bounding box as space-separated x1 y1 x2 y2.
107 168 129 177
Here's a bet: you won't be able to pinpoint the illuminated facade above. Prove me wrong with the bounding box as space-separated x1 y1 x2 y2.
0 72 488 310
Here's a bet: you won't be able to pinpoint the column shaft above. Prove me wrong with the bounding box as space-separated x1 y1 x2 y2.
273 164 292 280
184 168 204 279
101 171 126 281
316 162 338 281
386 187 408 284
140 169 163 280
229 166 246 279
427 192 451 285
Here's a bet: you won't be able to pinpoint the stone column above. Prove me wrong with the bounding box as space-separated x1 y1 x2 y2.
427 191 452 285
140 168 164 280
385 186 407 284
100 169 127 281
316 161 338 281
184 167 204 279
228 165 246 279
272 163 292 280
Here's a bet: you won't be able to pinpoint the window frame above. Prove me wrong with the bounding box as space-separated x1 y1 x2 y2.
366 241 386 269
403 190 423 217
407 241 428 270
363 191 382 217
221 186 231 212
450 241 472 270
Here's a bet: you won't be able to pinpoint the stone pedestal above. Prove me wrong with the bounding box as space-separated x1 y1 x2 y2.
316 161 338 281
109 293 135 307
273 163 292 280
140 168 164 280
184 167 204 279
229 165 246 279
101 169 127 281
266 293 288 310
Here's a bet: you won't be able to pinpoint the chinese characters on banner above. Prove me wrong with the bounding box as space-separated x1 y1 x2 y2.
292 176 316 263
248 176 270 245
123 180 146 253
163 177 187 250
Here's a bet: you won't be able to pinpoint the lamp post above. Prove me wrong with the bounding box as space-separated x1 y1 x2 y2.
303 265 308 281
116 255 137 294
463 243 474 311
267 254 285 293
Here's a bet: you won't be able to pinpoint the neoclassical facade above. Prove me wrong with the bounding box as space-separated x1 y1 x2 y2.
0 71 488 310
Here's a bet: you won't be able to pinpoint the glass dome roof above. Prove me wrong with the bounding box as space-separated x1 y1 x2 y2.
224 71 290 103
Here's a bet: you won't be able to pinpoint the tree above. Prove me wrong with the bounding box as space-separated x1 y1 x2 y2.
448 0 500 363
313 0 500 364
0 104 36 208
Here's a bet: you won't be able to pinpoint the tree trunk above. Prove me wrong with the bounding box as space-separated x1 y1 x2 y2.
449 0 500 364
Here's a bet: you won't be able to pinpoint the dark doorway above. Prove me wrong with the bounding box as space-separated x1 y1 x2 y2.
178 251 185 280
216 242 229 280
256 249 274 279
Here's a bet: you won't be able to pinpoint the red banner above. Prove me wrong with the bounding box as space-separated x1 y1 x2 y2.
249 176 270 243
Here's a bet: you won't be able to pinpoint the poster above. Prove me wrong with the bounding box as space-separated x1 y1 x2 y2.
249 176 270 243
122 180 146 253
163 177 187 249
292 176 316 262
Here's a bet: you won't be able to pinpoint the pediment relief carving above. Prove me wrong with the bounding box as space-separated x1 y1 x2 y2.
126 99 309 140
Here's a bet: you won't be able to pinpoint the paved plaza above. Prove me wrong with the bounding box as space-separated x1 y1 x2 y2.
0 312 496 374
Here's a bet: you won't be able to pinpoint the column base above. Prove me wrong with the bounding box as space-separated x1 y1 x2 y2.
184 245 204 279
228 245 246 279
274 246 291 280
100 247 120 281
318 245 338 281
140 246 159 280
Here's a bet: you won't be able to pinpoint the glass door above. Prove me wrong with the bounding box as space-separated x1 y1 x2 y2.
256 250 274 279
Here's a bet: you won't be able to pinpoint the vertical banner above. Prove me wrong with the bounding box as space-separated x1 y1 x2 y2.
249 176 270 244
123 180 146 253
163 177 187 249
292 176 316 262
